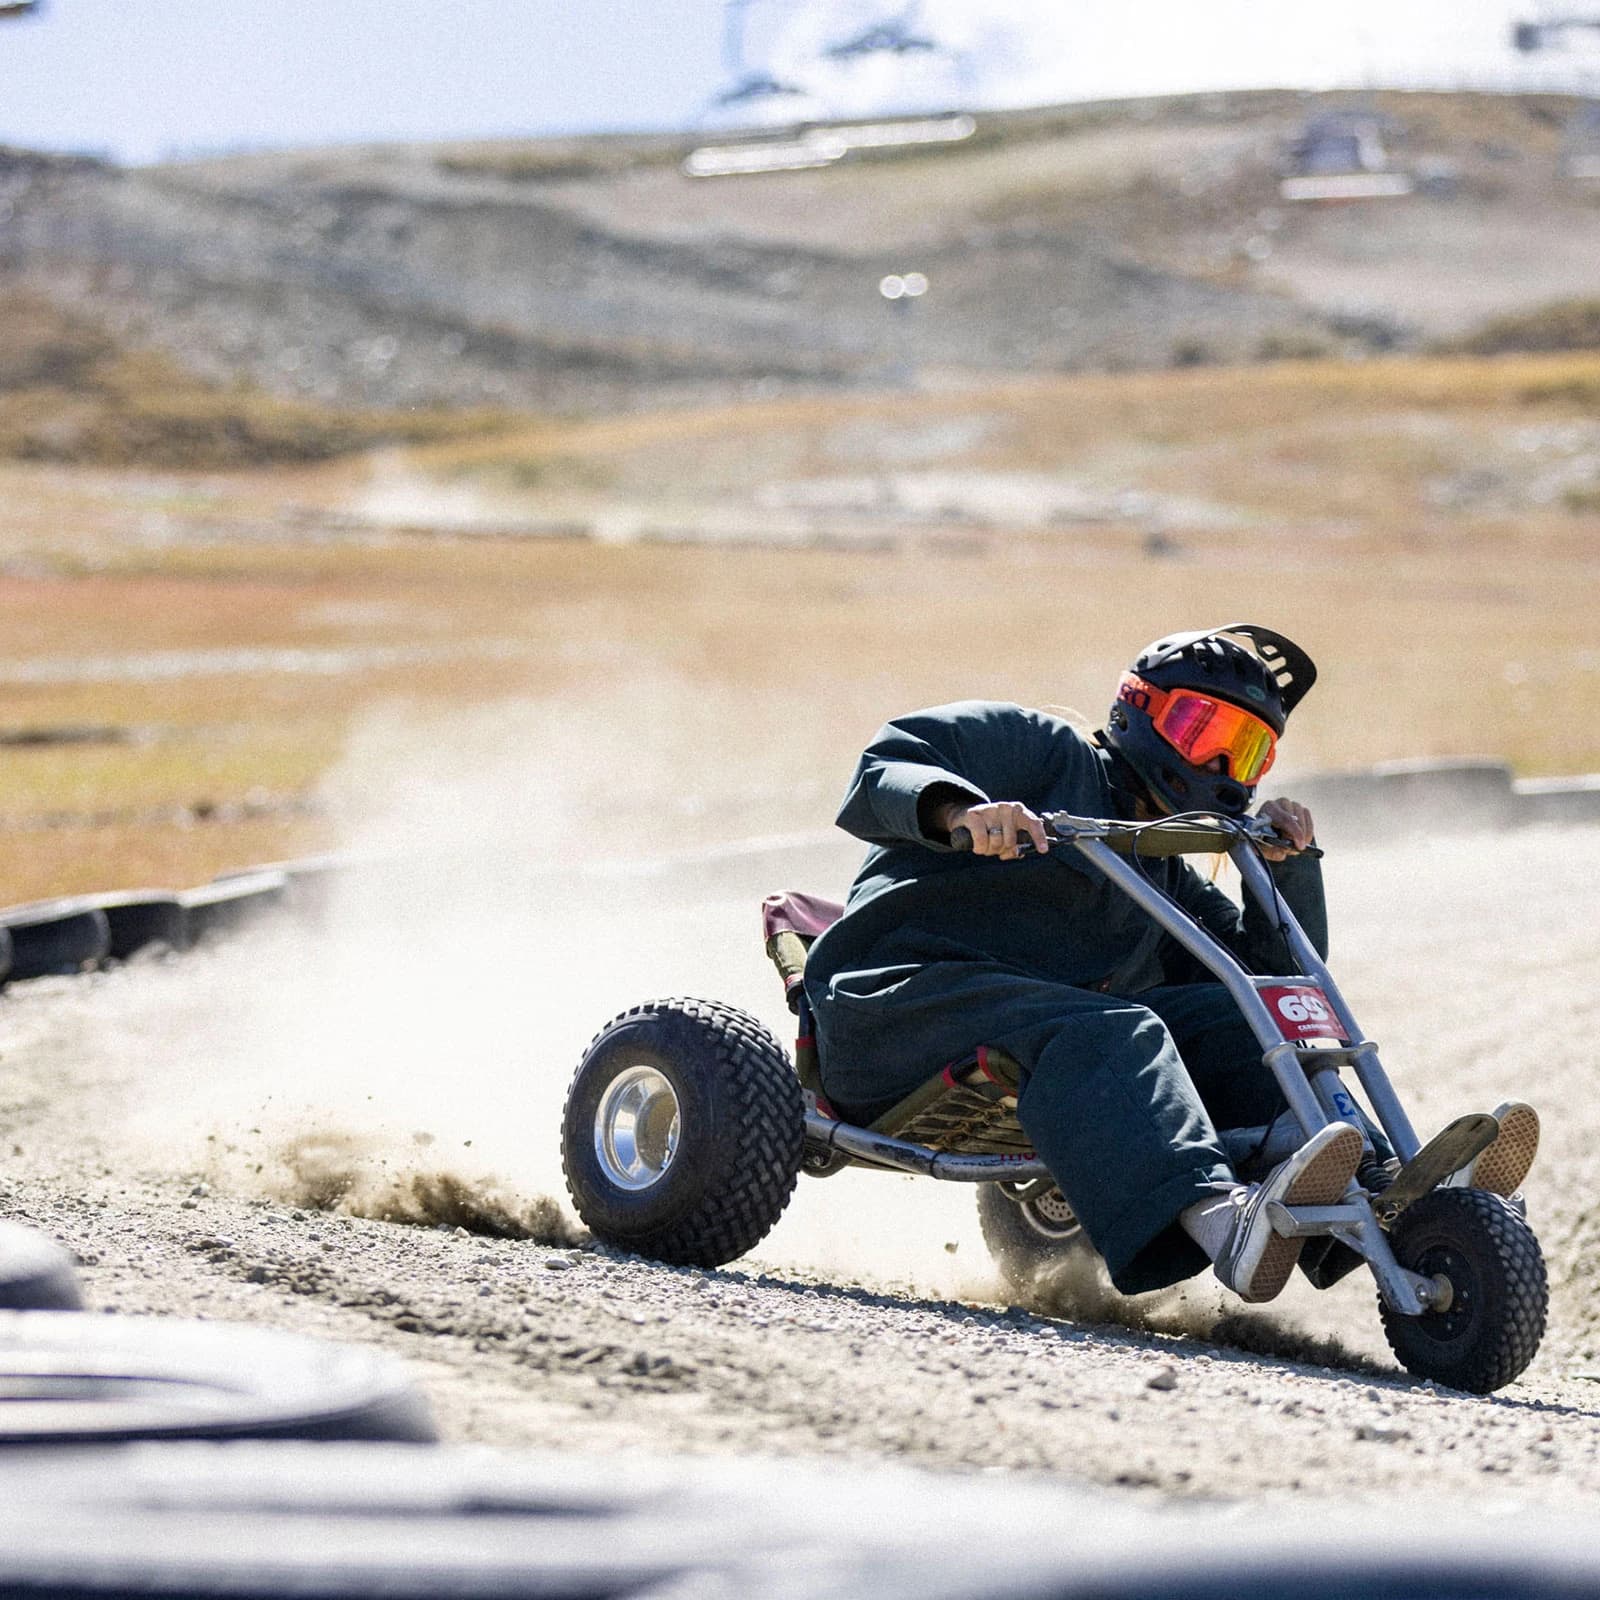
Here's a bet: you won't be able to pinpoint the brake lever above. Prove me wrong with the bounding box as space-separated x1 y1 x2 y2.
1246 818 1324 860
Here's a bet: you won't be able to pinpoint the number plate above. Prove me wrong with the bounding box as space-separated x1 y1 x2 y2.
1259 983 1347 1043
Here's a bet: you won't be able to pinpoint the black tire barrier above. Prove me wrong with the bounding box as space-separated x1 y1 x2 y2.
1516 773 1600 826
0 1444 1595 1598
0 898 112 983
0 1223 82 1310
92 892 190 959
237 853 351 922
177 870 290 943
0 1313 437 1444
0 853 342 992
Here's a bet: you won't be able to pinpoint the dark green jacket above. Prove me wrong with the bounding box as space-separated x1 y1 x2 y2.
805 701 1327 1003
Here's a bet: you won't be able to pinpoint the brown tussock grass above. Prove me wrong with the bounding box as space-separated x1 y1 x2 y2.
0 350 1596 902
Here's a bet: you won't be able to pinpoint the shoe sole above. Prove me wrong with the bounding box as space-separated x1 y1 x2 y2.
1472 1102 1539 1197
1242 1123 1363 1304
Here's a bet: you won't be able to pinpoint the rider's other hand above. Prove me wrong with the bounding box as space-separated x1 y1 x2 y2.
1257 797 1315 861
948 800 1050 860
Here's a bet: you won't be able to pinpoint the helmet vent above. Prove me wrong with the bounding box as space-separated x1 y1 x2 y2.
1208 623 1318 716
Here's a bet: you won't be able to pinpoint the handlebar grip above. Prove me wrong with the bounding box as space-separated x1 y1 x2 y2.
949 826 1046 857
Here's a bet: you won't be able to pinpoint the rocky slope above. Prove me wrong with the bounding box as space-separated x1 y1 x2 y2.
6 90 1599 413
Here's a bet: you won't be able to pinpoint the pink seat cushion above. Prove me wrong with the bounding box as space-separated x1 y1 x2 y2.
762 891 844 942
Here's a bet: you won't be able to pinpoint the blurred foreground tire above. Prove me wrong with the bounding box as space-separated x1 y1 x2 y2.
0 1444 1591 1599
0 1223 82 1310
0 1313 436 1443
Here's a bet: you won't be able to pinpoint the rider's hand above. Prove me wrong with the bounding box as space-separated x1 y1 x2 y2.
943 800 1050 860
1256 797 1315 862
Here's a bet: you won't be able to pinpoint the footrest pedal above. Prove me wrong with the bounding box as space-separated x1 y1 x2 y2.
1375 1113 1499 1224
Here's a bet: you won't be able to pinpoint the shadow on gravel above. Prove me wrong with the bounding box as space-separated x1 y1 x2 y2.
1199 1310 1391 1378
1016 1251 1394 1379
624 1253 1403 1381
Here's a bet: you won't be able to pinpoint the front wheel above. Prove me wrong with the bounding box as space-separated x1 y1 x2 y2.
561 998 804 1267
1378 1187 1547 1393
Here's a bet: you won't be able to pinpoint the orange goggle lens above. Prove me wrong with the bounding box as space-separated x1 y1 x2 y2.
1155 689 1277 784
1119 674 1279 785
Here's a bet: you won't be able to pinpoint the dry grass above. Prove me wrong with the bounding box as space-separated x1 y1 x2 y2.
0 287 517 469
1449 298 1600 357
0 349 1596 902
6 813 331 901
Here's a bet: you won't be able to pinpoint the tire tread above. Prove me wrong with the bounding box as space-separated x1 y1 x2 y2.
561 998 803 1267
1378 1187 1547 1393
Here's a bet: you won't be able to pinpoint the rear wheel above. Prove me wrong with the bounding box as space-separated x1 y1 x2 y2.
561 999 803 1267
977 1182 1099 1289
1379 1187 1547 1393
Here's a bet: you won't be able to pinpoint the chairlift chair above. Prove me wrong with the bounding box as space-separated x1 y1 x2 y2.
823 8 940 62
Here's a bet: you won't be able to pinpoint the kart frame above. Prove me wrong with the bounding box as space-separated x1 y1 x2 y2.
800 809 1454 1318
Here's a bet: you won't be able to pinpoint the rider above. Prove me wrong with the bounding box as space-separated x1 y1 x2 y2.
803 623 1363 1303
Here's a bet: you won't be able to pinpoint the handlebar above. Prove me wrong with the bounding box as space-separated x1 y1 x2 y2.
949 811 1322 860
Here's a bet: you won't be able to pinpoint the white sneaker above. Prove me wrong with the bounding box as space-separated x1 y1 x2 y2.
1214 1122 1363 1304
1446 1101 1539 1197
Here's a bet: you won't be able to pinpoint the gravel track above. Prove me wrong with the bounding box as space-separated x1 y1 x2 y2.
0 822 1597 1503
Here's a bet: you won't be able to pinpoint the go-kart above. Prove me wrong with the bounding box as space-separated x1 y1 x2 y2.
560 810 1547 1394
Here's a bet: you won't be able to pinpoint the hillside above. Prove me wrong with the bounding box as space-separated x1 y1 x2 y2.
5 89 1600 415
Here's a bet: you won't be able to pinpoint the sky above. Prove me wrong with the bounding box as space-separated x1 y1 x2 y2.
1 0 1596 165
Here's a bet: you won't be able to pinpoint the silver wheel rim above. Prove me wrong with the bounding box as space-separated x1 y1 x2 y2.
1022 1188 1081 1240
594 1065 681 1191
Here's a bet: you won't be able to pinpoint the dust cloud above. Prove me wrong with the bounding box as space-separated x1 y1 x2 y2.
59 688 996 1298
26 691 1600 1375
83 690 790 1241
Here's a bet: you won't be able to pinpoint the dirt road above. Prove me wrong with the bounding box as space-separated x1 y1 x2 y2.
1 819 1597 1501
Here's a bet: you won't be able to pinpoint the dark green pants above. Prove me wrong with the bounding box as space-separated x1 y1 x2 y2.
814 963 1289 1294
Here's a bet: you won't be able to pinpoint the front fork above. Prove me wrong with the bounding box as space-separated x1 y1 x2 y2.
1072 835 1443 1317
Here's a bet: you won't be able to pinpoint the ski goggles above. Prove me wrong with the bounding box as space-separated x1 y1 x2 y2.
1118 673 1279 785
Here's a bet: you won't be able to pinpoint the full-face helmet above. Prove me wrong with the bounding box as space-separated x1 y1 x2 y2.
1103 623 1317 816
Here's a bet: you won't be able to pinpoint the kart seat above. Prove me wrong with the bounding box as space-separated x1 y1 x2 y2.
762 891 843 1012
